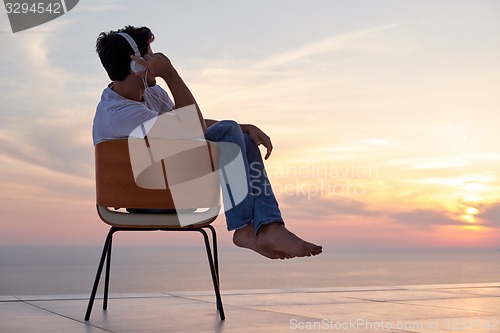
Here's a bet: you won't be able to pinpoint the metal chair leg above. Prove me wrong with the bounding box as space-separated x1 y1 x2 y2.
103 230 114 310
85 226 226 321
203 225 220 311
198 228 225 320
85 228 113 321
205 225 219 282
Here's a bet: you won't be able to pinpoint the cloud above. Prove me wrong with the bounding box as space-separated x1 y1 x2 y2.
389 209 465 229
279 194 380 221
0 30 70 121
0 17 102 179
478 202 500 227
0 119 94 178
78 0 123 13
279 195 474 231
255 23 399 70
190 23 400 116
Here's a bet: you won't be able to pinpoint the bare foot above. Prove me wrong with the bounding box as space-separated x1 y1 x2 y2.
256 222 322 258
233 223 294 260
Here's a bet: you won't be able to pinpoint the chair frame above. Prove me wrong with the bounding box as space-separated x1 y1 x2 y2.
84 224 225 321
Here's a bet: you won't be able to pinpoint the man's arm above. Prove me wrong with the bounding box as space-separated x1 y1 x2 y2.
132 53 207 133
205 120 274 160
240 124 273 159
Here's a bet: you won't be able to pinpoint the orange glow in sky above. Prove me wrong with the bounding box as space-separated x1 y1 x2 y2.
0 1 499 248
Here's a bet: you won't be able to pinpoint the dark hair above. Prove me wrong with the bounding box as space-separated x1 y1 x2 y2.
96 25 154 81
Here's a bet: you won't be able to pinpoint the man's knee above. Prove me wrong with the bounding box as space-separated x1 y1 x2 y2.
217 120 243 137
217 120 240 130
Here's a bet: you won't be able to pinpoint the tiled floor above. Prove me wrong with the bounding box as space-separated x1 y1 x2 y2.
1 283 499 332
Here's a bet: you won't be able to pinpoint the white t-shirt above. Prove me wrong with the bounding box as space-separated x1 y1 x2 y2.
92 83 174 145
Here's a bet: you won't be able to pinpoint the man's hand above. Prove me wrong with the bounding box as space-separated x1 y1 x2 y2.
132 52 207 133
131 53 174 79
243 124 274 160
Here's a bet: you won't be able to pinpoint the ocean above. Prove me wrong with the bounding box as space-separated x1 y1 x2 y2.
1 246 499 296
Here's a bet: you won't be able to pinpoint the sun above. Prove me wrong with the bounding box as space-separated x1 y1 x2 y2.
458 182 486 224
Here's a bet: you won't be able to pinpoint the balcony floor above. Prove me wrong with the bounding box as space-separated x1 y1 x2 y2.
1 282 499 332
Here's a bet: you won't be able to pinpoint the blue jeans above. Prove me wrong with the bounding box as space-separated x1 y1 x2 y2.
204 120 284 234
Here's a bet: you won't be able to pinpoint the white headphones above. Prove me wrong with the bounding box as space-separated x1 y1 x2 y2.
117 32 147 73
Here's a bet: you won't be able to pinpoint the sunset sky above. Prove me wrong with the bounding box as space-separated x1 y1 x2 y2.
1 0 499 248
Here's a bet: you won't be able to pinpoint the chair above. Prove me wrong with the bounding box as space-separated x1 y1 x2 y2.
84 138 225 321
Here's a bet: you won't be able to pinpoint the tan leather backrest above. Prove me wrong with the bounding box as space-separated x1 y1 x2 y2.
95 138 220 209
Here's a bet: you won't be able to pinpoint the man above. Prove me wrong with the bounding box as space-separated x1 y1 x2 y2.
93 26 322 259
